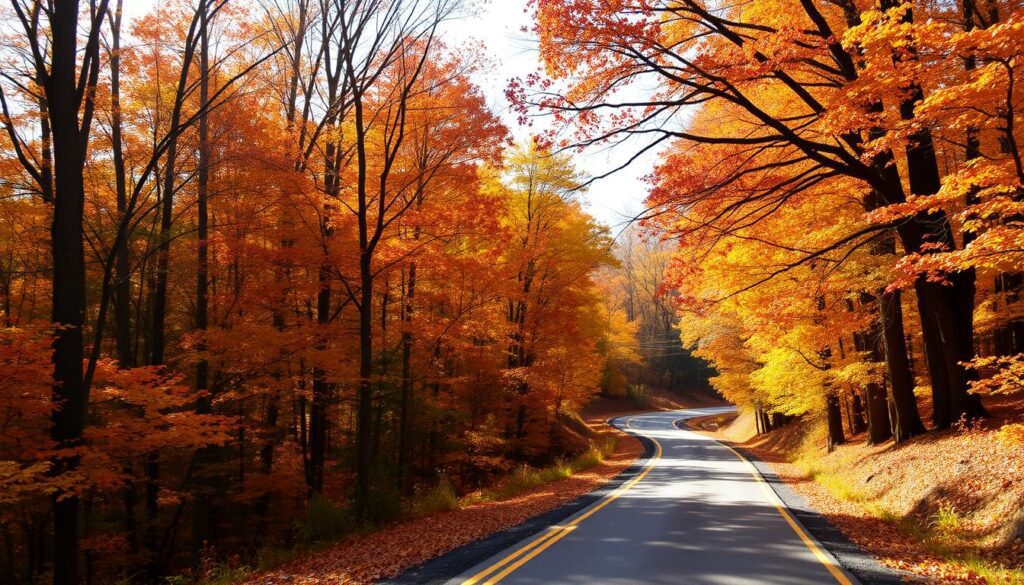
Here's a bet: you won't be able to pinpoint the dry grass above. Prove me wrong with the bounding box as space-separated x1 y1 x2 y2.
243 425 643 585
706 410 1024 584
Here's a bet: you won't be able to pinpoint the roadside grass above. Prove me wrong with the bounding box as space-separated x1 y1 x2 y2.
891 508 1024 585
794 443 1024 584
198 433 621 584
408 476 460 517
468 436 618 505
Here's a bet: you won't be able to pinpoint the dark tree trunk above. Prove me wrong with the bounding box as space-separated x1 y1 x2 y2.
858 99 926 442
356 253 374 518
109 0 133 371
865 383 891 444
39 0 111 579
107 0 141 555
142 5 202 572
191 3 212 566
851 392 868 435
308 264 331 495
862 296 893 443
306 42 342 495
878 290 926 441
398 263 416 493
48 0 88 578
879 0 983 428
826 393 845 452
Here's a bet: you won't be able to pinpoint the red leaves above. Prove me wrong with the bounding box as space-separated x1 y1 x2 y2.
247 431 643 585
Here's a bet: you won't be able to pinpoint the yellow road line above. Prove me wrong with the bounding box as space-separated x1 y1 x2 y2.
464 414 853 585
461 416 662 585
719 442 854 585
459 526 567 585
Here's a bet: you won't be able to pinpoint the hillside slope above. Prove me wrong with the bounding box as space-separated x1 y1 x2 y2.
708 411 1024 584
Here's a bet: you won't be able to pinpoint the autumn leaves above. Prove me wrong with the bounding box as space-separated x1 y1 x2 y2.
529 0 1024 447
0 1 622 583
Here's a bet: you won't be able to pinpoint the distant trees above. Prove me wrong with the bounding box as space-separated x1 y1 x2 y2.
601 227 714 400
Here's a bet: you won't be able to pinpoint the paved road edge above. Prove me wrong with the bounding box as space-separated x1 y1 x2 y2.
676 417 909 585
380 416 656 585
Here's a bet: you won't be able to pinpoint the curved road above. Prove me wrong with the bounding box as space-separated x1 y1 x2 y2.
447 408 861 585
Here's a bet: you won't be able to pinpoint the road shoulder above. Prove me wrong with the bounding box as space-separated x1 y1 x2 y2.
677 416 911 585
380 417 657 585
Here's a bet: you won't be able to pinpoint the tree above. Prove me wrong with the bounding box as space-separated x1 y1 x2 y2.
526 0 1024 440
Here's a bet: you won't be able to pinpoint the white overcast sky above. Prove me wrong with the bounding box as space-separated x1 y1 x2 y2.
122 0 663 231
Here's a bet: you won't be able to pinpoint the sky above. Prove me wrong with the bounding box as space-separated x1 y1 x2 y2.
435 2 665 232
123 0 664 231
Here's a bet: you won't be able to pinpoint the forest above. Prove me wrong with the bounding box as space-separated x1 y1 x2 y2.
4 0 1024 583
0 0 685 582
528 0 1024 445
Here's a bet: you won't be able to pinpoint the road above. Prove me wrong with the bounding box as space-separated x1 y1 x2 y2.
447 408 861 585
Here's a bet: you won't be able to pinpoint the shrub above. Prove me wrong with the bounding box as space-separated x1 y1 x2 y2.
932 504 963 536
410 477 459 517
626 384 649 408
299 496 354 544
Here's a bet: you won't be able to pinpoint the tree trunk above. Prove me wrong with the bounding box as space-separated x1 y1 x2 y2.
863 295 893 443
879 0 983 428
109 1 133 370
826 392 845 452
398 263 416 493
308 263 330 495
46 2 93 582
851 392 868 435
356 253 374 519
865 383 891 444
191 3 212 566
106 0 142 555
878 290 926 441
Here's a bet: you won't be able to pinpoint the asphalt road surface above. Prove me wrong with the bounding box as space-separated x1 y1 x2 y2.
446 408 862 585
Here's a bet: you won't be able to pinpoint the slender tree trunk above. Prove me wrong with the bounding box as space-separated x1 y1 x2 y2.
309 265 330 496
47 2 89 581
826 392 845 452
106 0 142 554
144 3 202 572
192 3 212 565
109 1 133 371
356 252 374 517
398 263 416 493
306 37 342 494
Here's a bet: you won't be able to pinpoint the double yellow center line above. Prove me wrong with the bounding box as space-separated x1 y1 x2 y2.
461 416 662 585
460 413 855 585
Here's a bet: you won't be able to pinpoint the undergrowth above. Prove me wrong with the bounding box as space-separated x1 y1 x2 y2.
789 422 1024 585
200 433 620 584
470 435 618 504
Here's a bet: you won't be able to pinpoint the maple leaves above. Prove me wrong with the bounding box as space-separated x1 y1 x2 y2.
0 1 638 579
530 0 1024 446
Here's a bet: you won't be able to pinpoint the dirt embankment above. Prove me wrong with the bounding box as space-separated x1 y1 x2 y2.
702 410 1024 584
